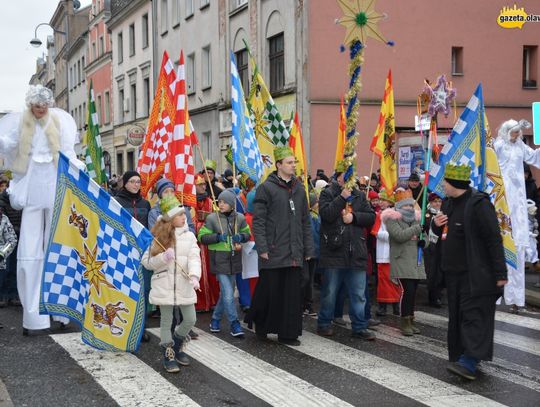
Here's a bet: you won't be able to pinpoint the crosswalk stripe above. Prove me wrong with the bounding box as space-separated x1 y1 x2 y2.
495 311 540 332
147 328 352 407
289 331 507 407
50 333 200 407
414 311 540 357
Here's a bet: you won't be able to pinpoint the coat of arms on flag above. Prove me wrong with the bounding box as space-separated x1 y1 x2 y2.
40 153 153 352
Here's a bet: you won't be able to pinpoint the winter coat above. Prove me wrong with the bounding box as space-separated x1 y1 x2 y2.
381 208 426 280
0 214 17 269
252 172 315 269
310 211 321 259
436 189 507 297
198 211 250 275
318 181 375 269
141 224 201 306
114 188 151 228
0 191 22 237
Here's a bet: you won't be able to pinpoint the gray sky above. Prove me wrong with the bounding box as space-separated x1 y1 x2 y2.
0 0 91 112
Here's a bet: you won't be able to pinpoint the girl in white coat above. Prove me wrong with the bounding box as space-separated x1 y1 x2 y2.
142 195 201 373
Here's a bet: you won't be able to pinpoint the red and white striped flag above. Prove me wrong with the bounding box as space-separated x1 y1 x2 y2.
169 51 197 207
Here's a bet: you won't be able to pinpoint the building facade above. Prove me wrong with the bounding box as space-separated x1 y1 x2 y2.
108 0 153 175
86 0 114 177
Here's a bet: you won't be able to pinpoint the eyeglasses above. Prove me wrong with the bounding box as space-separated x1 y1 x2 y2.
127 179 141 184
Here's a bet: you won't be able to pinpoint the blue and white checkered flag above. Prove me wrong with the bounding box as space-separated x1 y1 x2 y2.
230 51 264 182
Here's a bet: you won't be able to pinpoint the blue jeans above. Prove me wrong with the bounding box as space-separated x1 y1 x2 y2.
318 268 368 332
212 274 239 323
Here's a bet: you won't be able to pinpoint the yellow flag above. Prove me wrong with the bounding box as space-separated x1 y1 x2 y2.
334 97 346 170
371 70 397 194
289 112 309 199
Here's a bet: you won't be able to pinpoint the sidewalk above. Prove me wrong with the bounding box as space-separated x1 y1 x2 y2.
525 267 540 308
0 378 13 407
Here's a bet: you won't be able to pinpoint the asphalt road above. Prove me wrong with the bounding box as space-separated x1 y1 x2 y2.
1 290 539 407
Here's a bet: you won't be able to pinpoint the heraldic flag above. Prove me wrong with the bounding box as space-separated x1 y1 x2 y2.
40 153 153 352
428 84 517 272
84 80 107 186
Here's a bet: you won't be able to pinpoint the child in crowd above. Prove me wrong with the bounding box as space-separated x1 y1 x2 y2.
382 188 426 336
371 189 401 316
199 189 251 338
0 207 17 308
142 196 201 373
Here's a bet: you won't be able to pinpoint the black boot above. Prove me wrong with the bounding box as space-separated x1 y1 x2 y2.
392 303 400 315
173 334 191 366
376 303 387 316
161 344 180 373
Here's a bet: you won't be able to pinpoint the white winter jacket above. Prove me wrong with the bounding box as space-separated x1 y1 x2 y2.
141 225 201 306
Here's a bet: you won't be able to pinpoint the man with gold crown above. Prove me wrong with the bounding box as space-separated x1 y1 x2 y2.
433 163 507 380
494 119 539 313
245 146 315 346
0 85 82 335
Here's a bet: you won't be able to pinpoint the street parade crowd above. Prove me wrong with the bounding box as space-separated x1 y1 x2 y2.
0 85 538 382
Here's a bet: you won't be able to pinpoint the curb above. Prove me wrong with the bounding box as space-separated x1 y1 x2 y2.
525 288 540 308
0 379 13 407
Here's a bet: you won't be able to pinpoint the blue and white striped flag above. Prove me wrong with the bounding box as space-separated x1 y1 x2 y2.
230 51 264 182
428 84 486 196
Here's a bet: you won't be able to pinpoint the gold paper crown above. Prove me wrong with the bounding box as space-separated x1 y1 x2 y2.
378 189 395 203
195 174 206 185
394 188 413 203
444 163 472 182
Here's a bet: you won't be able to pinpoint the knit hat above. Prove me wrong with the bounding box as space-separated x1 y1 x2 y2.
218 189 236 208
159 195 185 221
223 168 233 179
368 190 379 201
205 159 217 172
378 189 395 204
273 146 294 162
122 170 141 186
156 178 175 198
444 163 471 189
246 189 256 213
394 188 414 209
408 173 420 182
428 192 441 202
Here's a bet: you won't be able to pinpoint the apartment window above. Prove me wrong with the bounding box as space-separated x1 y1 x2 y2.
131 83 137 119
96 95 102 125
104 91 110 124
69 67 73 89
172 0 181 26
83 102 87 128
234 0 247 9
202 46 211 89
200 0 210 8
78 61 81 84
116 152 124 175
99 36 104 56
161 0 168 34
523 46 538 88
127 151 135 171
269 33 284 93
81 57 85 79
128 24 135 56
143 78 150 116
451 47 463 76
117 32 123 63
185 0 194 18
92 42 96 60
119 88 124 122
235 49 249 94
187 53 195 94
203 131 211 164
142 14 149 48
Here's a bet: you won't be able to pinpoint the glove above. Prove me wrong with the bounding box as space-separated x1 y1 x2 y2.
232 234 244 244
163 248 175 262
190 276 200 291
417 239 426 249
216 233 228 243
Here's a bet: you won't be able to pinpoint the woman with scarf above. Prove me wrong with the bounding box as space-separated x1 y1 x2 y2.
381 188 426 336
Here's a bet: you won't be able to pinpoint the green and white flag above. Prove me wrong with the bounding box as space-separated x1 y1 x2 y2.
84 81 107 185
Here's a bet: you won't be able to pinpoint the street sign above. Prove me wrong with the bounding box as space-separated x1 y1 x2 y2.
533 102 540 145
415 113 431 131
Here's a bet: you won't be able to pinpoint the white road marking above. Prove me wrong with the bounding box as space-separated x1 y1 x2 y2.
495 311 540 332
148 328 352 407
51 333 200 407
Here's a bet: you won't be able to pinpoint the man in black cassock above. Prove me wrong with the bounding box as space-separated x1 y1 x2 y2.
433 163 508 380
245 146 315 346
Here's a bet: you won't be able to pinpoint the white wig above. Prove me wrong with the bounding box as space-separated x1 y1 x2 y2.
25 85 55 108
497 119 531 142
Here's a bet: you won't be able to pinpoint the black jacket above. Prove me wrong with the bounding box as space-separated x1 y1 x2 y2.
0 191 22 237
318 181 375 269
253 172 315 269
437 188 507 296
114 188 151 229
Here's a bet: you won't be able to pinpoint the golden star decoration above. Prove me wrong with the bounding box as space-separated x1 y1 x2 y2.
337 0 387 45
486 171 506 206
79 243 115 296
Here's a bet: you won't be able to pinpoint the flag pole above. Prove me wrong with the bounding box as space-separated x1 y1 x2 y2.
418 116 436 264
365 152 376 200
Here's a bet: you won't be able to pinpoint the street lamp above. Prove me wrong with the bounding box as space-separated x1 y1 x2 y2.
30 23 66 48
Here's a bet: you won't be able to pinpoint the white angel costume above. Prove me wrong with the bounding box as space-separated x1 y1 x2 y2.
0 85 80 330
494 119 538 307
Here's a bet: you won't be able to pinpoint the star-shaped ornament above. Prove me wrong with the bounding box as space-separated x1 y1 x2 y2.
79 243 115 296
426 75 456 117
337 0 388 45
